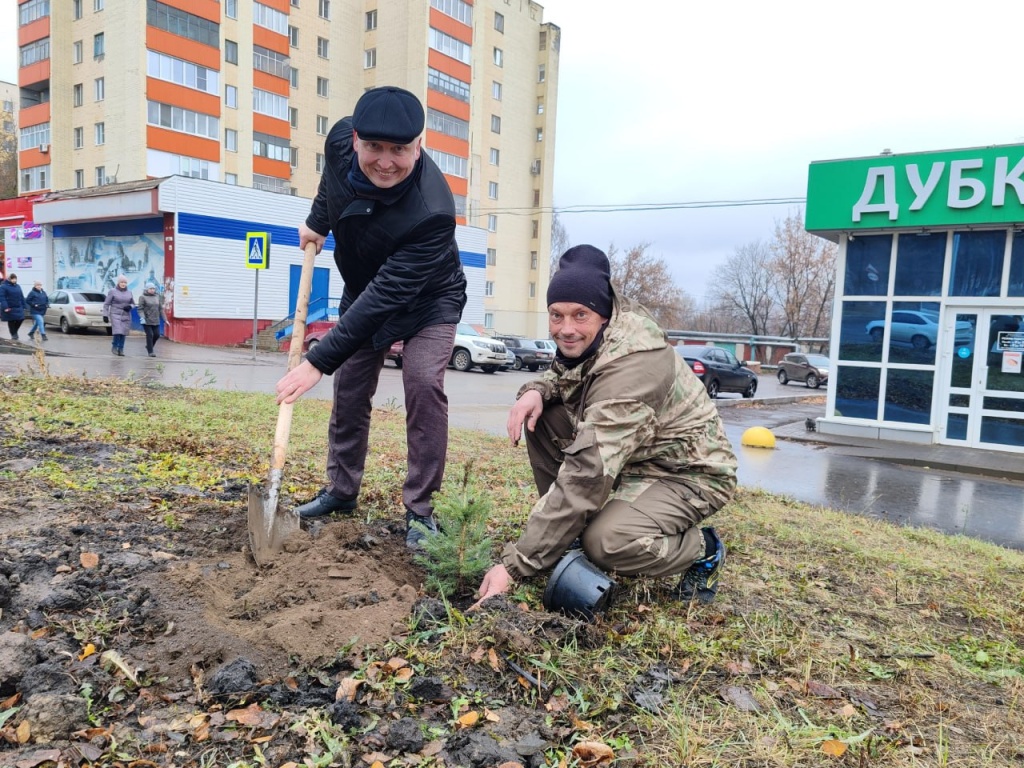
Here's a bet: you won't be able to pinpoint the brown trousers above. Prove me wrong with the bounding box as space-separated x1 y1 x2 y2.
526 404 710 578
326 323 456 515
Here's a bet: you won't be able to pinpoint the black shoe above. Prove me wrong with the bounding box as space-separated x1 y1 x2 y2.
148 352 156 357
117 349 125 356
405 508 439 550
112 347 118 355
41 335 47 341
27 333 34 340
294 488 357 519
677 527 725 604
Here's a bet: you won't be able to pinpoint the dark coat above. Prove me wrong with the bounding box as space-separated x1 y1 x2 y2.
0 281 26 322
303 117 467 375
26 288 48 315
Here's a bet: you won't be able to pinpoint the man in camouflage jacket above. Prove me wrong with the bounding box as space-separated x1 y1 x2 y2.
477 245 737 607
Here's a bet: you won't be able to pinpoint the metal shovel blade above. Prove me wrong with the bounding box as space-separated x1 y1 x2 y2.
247 478 300 566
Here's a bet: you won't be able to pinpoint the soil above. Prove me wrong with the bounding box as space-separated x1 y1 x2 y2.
0 426 590 768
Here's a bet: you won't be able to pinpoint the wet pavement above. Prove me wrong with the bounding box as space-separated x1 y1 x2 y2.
3 333 1023 550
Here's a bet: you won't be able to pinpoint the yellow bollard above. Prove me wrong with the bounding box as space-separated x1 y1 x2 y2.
741 426 776 449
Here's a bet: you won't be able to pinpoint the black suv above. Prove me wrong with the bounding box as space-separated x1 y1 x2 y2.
493 335 554 371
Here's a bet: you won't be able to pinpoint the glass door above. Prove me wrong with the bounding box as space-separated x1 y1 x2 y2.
941 309 1024 452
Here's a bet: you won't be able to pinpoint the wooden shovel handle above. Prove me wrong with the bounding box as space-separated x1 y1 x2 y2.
270 242 318 472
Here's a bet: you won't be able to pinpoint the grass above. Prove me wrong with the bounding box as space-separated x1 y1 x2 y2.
2 372 1024 766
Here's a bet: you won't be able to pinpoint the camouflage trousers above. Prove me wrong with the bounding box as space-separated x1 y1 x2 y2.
527 404 721 578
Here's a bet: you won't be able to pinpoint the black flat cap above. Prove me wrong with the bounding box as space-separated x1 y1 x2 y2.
352 86 425 144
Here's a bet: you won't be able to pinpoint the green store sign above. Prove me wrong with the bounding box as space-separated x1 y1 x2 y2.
806 144 1024 233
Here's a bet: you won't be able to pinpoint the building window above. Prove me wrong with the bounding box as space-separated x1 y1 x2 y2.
315 153 325 173
536 128 543 142
73 0 82 19
493 47 503 67
253 45 290 78
530 251 538 269
226 0 237 18
487 215 497 232
290 147 298 167
365 9 377 30
529 282 536 299
425 148 467 178
532 220 539 238
290 67 298 87
490 115 500 134
225 173 238 185
430 0 472 23
537 99 544 114
317 36 329 58
225 128 237 151
540 30 547 50
533 189 541 206
253 174 288 193
73 41 82 64
20 38 50 67
94 0 103 11
316 115 328 135
486 248 496 266
427 68 470 103
453 194 466 215
318 0 330 19
429 28 471 64
21 166 48 193
488 181 498 199
226 84 237 108
149 50 220 94
290 0 299 6
485 281 494 297
538 64 546 82
317 77 329 97
489 148 499 166
93 33 104 58
225 40 238 64
492 81 502 100
147 101 220 139
364 49 376 69
494 12 504 32
147 1 219 47
75 169 84 188
94 77 104 101
252 132 292 162
73 83 83 107
95 166 105 185
289 107 298 127
484 312 494 329
19 123 51 151
253 89 289 120
427 108 469 141
289 25 298 47
253 2 288 34
73 127 83 148
20 0 50 25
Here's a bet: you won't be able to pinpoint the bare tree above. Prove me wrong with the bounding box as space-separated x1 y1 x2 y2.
607 242 695 329
768 210 836 343
0 104 16 199
709 241 776 336
549 209 571 276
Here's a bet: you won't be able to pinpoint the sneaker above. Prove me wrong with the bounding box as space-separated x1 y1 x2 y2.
294 488 357 519
677 527 725 604
405 508 439 550
148 352 156 357
41 335 47 341
27 333 34 340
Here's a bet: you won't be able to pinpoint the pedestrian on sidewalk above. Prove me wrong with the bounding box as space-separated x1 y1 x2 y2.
475 245 737 615
0 273 27 341
25 281 49 341
274 86 467 550
103 276 134 356
137 284 164 357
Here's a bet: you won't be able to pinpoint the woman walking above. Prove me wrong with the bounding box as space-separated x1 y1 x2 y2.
137 284 164 357
103 276 134 356
26 281 49 341
0 273 27 341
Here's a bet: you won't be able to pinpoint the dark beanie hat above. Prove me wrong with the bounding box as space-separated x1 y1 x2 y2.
546 245 614 318
352 86 425 144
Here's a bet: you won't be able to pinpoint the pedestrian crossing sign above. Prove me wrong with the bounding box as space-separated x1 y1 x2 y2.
246 232 270 269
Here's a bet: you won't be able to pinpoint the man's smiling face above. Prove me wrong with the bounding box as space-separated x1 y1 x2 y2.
353 132 421 189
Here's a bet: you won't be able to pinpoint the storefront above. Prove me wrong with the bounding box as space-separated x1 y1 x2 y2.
806 143 1024 453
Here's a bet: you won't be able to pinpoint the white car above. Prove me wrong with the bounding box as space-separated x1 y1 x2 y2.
450 323 508 373
866 310 973 350
45 290 113 334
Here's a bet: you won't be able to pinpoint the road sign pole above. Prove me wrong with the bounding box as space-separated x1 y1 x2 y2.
252 269 259 360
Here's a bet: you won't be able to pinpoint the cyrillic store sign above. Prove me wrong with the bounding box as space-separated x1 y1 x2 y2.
806 144 1024 232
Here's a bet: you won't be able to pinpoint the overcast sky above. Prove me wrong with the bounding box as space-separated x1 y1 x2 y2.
3 0 1022 300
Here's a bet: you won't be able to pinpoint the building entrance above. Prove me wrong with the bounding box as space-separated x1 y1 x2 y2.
941 309 1024 452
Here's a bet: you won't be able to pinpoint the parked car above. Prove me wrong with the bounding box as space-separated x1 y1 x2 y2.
777 352 830 389
450 323 508 373
44 290 112 334
866 310 973 350
303 327 403 367
674 345 758 398
492 335 555 371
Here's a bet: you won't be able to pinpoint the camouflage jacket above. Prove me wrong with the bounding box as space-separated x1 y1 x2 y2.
501 292 738 578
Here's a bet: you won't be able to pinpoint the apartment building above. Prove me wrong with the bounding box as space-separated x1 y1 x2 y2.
14 0 560 337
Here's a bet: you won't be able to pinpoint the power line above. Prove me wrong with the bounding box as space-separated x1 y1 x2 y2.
476 196 808 216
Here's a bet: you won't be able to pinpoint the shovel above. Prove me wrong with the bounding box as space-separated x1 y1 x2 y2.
248 241 318 565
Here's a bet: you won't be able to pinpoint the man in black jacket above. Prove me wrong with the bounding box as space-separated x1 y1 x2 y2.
276 86 467 548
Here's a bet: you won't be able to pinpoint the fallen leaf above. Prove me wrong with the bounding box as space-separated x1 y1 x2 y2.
821 739 847 757
719 685 761 712
570 713 593 731
637 604 651 613
806 680 842 699
13 748 60 767
469 646 486 663
838 704 858 718
79 643 96 661
361 753 391 765
783 677 802 691
1 693 21 709
226 703 280 729
80 552 100 569
394 667 414 683
545 693 569 712
336 677 362 702
421 740 444 756
370 763 385 768
572 740 614 767
99 650 140 685
456 711 480 728
386 657 409 672
488 648 501 672
497 763 525 768
17 720 31 744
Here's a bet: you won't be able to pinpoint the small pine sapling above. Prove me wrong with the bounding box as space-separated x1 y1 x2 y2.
414 462 494 598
